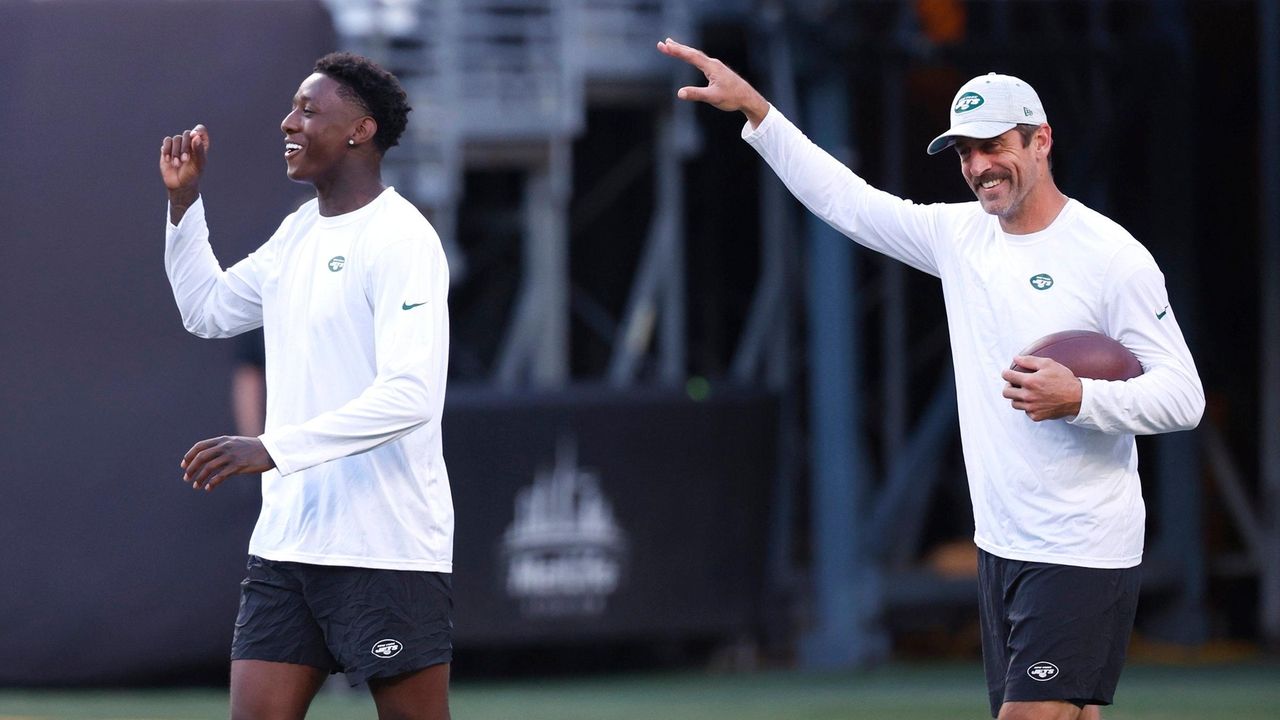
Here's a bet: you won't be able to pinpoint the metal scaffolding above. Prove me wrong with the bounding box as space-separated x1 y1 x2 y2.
1259 0 1280 650
324 0 1278 660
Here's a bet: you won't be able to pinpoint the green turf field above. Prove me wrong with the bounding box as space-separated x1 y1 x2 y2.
1 662 1275 720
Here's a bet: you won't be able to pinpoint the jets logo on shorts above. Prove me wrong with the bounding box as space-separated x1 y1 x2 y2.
371 639 403 659
1027 662 1059 681
328 255 346 272
1029 273 1054 290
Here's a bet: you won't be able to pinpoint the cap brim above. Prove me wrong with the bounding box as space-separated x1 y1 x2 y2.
926 121 1018 155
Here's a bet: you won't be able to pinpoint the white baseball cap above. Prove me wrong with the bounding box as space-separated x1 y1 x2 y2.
926 72 1047 155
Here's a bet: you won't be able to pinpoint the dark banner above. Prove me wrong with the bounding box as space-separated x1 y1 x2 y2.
448 388 776 645
1 382 776 685
0 0 335 686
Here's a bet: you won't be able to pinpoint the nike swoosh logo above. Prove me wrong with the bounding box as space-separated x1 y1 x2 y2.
402 301 427 311
1156 306 1168 319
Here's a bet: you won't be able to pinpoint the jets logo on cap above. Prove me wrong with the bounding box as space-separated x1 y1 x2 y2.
954 92 985 113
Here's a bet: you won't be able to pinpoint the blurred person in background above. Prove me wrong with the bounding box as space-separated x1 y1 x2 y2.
658 38 1203 720
231 331 266 437
159 52 453 720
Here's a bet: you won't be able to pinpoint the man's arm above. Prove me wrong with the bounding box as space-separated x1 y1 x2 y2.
182 232 449 494
657 37 944 277
161 123 268 339
1071 263 1205 434
999 260 1204 431
159 124 279 492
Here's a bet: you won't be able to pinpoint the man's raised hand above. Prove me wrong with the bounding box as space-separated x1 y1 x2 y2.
656 38 771 128
160 124 209 223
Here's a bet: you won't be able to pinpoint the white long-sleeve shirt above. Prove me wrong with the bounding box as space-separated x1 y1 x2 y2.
165 189 453 572
746 109 1203 568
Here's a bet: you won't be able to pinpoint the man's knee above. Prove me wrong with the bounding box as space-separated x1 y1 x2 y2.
231 690 315 720
369 662 451 720
998 700 1086 720
230 659 327 720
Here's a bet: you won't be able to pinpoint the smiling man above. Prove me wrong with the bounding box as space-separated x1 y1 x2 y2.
160 53 453 720
658 40 1204 720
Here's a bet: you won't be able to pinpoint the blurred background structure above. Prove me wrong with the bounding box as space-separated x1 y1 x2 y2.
0 0 1277 688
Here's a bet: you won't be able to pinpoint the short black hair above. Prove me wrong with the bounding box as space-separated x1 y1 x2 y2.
313 52 411 153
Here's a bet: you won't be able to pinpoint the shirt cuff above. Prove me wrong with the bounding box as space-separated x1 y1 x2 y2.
1066 377 1097 427
258 430 295 477
166 194 204 232
740 103 778 143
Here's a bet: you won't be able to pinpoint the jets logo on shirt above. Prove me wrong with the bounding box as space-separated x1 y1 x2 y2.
328 255 346 272
1029 273 1054 290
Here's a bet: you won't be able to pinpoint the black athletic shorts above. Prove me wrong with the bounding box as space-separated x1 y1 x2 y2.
230 555 453 686
977 549 1141 718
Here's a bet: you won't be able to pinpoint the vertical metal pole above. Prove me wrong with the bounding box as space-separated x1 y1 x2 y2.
756 9 801 602
534 137 571 387
607 108 685 388
800 71 887 669
764 1 794 394
992 0 1011 42
733 1 796 391
1258 0 1280 649
879 33 907 463
498 142 571 389
1145 0 1206 644
656 114 686 385
1083 0 1112 213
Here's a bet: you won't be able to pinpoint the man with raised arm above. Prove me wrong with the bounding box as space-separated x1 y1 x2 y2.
658 38 1203 720
160 53 453 720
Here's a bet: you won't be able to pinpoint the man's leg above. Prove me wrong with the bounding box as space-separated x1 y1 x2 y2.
997 700 1085 720
996 559 1140 718
230 659 327 720
315 567 453 718
230 557 340 719
368 663 451 720
977 551 1139 719
995 692 1108 718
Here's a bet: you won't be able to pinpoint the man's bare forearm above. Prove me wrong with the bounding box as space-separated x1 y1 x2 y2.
168 187 199 225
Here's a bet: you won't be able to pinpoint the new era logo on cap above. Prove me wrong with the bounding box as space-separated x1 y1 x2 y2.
927 72 1048 155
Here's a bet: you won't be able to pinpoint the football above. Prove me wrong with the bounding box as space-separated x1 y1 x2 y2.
1011 330 1143 381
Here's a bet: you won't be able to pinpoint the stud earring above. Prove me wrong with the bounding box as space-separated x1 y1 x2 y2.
347 139 355 147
